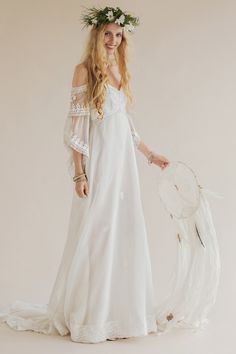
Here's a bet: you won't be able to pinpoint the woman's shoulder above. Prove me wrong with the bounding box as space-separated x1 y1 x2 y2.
72 63 88 87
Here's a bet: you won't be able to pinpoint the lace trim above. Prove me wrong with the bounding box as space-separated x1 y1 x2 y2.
69 97 90 117
69 135 89 157
69 314 157 343
0 300 158 343
69 85 90 117
71 85 88 94
68 106 90 117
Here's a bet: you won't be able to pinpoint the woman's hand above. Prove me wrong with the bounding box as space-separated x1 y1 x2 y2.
137 141 170 170
75 180 89 198
151 152 170 170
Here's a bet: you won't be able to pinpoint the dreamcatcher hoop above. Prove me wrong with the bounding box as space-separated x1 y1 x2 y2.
158 160 202 219
155 160 221 333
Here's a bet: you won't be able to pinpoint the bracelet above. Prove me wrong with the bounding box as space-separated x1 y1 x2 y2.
73 172 87 182
74 177 87 183
74 176 88 183
73 172 86 180
74 176 87 183
147 151 154 165
75 178 87 184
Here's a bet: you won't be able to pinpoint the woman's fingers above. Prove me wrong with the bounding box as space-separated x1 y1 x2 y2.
84 182 89 197
160 158 170 169
160 155 169 163
153 154 170 169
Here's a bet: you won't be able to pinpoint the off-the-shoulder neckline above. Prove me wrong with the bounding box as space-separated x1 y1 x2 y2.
107 83 123 92
72 83 123 92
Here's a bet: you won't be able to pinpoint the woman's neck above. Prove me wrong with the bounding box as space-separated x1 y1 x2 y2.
107 54 118 67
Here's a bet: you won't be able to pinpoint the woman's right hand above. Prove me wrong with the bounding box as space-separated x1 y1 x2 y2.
75 180 89 198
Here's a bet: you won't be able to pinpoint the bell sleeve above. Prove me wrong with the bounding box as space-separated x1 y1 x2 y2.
126 112 141 149
63 84 90 177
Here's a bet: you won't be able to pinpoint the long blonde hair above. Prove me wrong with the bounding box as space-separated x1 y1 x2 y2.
80 24 133 119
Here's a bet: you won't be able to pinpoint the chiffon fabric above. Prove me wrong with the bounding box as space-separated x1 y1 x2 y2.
0 83 159 343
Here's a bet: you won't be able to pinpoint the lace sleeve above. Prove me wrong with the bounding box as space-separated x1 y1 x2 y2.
63 84 90 176
126 112 141 149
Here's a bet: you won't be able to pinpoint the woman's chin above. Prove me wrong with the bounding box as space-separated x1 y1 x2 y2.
105 46 116 53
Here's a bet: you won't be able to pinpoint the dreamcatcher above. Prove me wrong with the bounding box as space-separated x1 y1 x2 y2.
155 161 221 333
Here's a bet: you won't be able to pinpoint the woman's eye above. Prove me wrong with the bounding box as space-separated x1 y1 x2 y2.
105 32 122 37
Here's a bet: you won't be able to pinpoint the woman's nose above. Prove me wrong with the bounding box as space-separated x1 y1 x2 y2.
109 36 116 44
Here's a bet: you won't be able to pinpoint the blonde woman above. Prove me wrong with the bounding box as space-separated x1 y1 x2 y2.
0 6 169 343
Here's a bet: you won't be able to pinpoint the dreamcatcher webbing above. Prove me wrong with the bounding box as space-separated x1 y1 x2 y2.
155 161 221 333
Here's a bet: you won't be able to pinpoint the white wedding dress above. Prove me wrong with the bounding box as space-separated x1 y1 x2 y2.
0 82 158 343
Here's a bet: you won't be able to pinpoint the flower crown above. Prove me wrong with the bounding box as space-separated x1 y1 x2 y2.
81 6 140 33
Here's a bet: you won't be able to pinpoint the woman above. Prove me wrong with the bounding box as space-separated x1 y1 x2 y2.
0 6 170 343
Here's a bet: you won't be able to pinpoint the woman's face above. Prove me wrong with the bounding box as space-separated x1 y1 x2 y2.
104 23 123 54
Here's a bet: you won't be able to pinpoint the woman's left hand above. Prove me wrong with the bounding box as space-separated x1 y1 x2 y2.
150 152 170 170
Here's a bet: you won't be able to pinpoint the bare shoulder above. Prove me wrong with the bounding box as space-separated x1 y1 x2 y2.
72 63 88 87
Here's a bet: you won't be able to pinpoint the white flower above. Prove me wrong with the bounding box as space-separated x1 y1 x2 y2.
106 10 114 21
91 17 98 24
115 14 125 25
124 23 135 32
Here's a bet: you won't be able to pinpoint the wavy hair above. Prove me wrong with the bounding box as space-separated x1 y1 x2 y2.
80 24 133 119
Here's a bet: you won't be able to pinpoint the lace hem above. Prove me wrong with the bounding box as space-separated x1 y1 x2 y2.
68 135 89 157
0 302 158 344
69 314 157 343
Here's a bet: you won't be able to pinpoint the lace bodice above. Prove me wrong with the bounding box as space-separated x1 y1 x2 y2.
63 83 141 174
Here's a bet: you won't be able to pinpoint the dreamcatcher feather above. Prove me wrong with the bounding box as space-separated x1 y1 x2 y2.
155 161 221 332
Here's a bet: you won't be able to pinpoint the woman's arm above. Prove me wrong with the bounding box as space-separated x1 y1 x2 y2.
71 64 88 176
71 63 90 197
137 140 151 159
126 111 169 169
137 140 170 170
72 150 84 175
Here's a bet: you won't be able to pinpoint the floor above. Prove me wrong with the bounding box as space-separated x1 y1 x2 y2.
0 308 234 354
